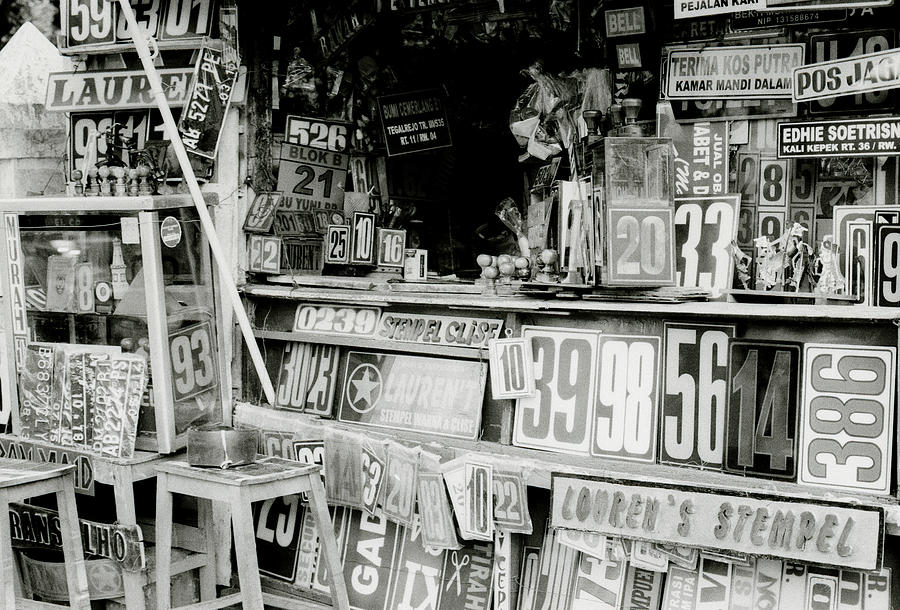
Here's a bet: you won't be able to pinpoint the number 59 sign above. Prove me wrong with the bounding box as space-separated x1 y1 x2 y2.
168 321 218 402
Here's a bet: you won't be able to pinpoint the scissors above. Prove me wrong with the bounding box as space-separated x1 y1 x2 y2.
445 551 471 595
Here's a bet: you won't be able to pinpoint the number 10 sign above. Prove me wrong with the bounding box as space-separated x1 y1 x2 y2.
489 337 535 399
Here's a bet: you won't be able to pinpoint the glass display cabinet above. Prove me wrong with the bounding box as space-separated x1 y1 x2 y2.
0 194 228 454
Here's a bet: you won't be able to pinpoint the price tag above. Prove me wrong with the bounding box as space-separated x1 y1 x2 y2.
248 234 282 274
360 445 385 515
876 224 900 307
325 225 350 264
791 159 817 205
808 29 896 115
115 0 162 43
674 195 740 292
736 205 756 247
64 0 116 47
660 322 735 469
381 444 418 527
758 158 788 208
513 327 599 455
606 208 675 286
243 192 282 234
737 152 760 207
488 337 535 399
800 344 895 494
273 211 316 236
276 142 348 212
159 0 215 40
592 334 660 463
323 431 362 508
726 340 801 480
416 470 459 549
464 461 493 540
845 220 873 305
757 209 785 242
491 469 532 533
285 115 350 153
168 320 218 402
376 228 406 268
254 494 303 581
293 303 380 336
350 212 376 265
274 342 311 412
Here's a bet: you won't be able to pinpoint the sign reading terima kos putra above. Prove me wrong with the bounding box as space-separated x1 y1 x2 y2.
550 474 884 571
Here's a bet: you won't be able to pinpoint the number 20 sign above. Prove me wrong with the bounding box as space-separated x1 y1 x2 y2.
800 344 896 494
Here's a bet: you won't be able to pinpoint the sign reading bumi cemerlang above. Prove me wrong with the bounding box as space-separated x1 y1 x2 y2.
550 474 883 571
665 44 805 99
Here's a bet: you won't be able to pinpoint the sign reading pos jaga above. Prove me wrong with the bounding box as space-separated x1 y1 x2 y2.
665 44 804 100
177 46 239 160
377 89 452 156
550 474 884 571
793 48 900 103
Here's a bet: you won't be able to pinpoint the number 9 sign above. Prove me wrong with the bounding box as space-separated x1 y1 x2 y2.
168 321 218 402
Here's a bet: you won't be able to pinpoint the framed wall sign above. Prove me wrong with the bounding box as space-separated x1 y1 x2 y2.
660 322 735 469
592 334 660 463
673 195 740 293
324 225 351 264
377 89 452 156
243 192 282 233
350 211 376 265
799 344 895 494
725 340 801 481
606 208 676 286
605 7 646 37
488 337 535 399
779 118 900 158
247 234 282 274
46 68 193 112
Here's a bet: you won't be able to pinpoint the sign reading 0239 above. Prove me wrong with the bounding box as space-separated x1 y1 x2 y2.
606 208 675 286
725 340 801 481
293 304 380 336
800 344 896 494
513 326 599 455
660 322 735 469
168 320 217 402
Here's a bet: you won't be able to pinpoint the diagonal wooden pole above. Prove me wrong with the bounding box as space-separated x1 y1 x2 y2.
117 0 275 405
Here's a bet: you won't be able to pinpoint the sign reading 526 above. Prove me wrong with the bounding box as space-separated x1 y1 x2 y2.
168 320 218 402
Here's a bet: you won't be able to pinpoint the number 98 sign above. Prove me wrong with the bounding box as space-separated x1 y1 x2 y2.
168 321 218 402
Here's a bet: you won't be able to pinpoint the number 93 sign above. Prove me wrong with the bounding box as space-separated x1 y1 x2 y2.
168 320 218 402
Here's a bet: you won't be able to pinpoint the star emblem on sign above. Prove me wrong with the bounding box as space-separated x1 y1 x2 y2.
347 363 383 414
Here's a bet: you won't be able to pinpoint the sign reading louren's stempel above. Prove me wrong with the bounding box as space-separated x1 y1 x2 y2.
674 0 765 19
377 89 452 156
665 44 804 99
779 118 900 158
177 46 239 160
550 474 884 571
338 351 486 440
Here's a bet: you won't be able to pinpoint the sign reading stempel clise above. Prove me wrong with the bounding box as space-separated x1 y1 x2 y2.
794 48 900 103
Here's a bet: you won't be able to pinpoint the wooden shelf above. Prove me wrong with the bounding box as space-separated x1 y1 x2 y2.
0 193 218 213
242 282 900 323
253 328 484 360
233 404 900 535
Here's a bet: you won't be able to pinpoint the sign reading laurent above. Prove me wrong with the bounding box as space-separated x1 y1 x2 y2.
45 68 193 112
550 474 883 571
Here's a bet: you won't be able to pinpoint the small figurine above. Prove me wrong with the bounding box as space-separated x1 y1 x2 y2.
128 169 140 196
753 236 782 290
782 224 812 292
71 169 84 196
85 165 99 196
813 235 845 295
536 248 559 283
112 166 127 197
98 165 112 196
729 242 752 290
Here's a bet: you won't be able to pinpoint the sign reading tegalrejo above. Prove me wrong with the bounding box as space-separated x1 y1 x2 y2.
779 118 900 158
177 46 239 160
377 89 452 156
376 312 503 348
665 44 804 99
551 474 884 571
338 351 486 440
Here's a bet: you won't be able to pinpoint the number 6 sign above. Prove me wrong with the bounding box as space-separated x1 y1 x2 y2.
168 321 218 402
488 337 535 399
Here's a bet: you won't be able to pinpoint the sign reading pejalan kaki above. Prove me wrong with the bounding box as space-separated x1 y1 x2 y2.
665 44 805 100
550 474 884 571
793 48 900 103
45 68 194 112
778 117 900 158
375 312 502 348
337 351 486 440
766 0 892 8
674 0 765 19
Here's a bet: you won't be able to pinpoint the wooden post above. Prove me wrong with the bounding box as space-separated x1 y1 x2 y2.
115 0 276 405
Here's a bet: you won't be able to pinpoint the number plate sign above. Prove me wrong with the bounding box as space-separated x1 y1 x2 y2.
491 469 532 533
758 158 789 208
875 224 900 306
800 31 898 111
757 209 785 243
159 0 216 40
273 211 316 237
514 327 599 455
834 206 900 277
168 320 218 402
381 444 418 527
360 445 385 515
275 342 339 415
736 205 756 247
592 335 660 463
606 208 676 286
464 462 493 540
488 337 535 399
63 0 117 47
800 344 896 494
285 115 350 152
376 228 406 268
324 225 350 264
350 212 376 265
277 142 348 212
248 234 282 274
323 432 362 508
792 158 817 204
69 110 152 176
293 303 381 337
243 192 282 234
674 195 740 292
661 323 735 469
790 204 817 245
726 341 801 480
177 46 238 160
338 352 486 440
416 470 459 549
254 494 303 581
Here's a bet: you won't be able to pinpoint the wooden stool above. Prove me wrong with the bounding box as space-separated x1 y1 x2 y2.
0 459 91 610
155 456 350 610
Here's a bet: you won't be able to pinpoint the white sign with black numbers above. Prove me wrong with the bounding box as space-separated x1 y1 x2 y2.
489 337 535 399
324 225 350 264
465 461 493 540
248 235 282 275
376 228 406 268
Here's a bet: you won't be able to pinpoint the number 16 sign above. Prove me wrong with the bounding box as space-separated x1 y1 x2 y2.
489 337 535 399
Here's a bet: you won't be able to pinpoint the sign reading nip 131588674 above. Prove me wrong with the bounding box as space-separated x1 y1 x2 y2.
377 89 452 156
177 46 239 160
